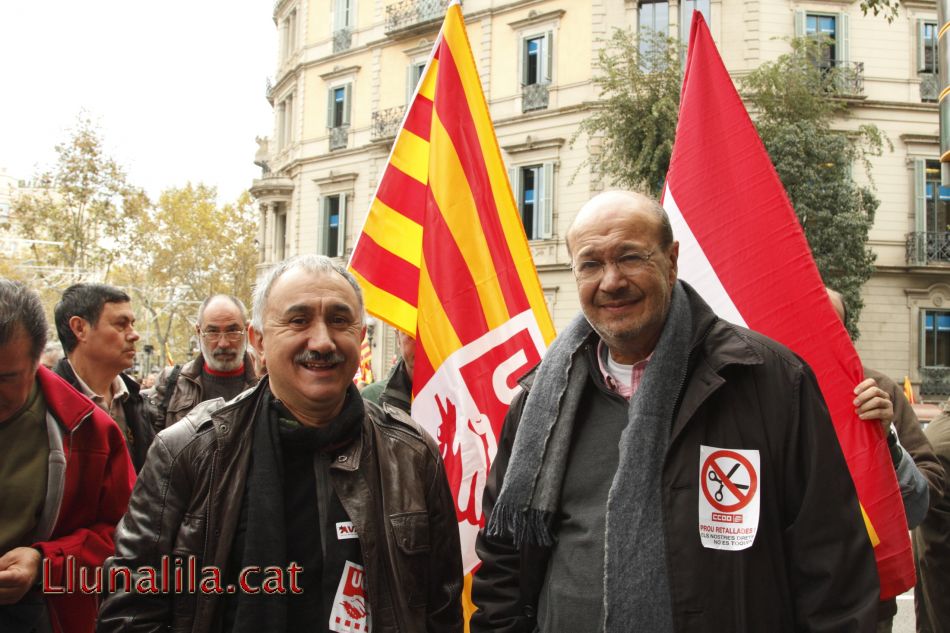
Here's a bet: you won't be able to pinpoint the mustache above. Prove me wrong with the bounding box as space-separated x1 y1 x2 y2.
294 350 346 365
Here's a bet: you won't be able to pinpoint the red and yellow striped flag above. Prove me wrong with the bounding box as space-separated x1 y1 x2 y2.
349 0 556 622
359 332 373 384
903 376 916 405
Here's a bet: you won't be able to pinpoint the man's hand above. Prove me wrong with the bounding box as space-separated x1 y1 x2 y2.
0 547 42 604
853 377 893 436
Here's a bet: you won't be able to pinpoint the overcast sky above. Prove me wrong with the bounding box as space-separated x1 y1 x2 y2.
0 1 277 204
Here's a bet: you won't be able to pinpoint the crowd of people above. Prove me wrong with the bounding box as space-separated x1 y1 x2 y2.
1 188 949 633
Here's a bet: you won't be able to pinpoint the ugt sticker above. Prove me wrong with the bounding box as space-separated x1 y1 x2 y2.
698 445 760 551
329 561 371 633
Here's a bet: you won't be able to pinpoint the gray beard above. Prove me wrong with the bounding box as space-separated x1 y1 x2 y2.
202 341 246 372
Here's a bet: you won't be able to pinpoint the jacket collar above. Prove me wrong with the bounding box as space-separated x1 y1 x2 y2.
37 365 96 431
204 376 364 462
382 359 413 409
681 281 763 372
669 282 764 443
183 352 258 384
53 356 141 401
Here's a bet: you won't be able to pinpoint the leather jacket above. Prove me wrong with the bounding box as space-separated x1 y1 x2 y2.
144 355 259 431
97 378 463 633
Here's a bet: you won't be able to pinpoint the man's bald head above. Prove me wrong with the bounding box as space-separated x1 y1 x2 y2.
566 190 674 256
826 288 847 324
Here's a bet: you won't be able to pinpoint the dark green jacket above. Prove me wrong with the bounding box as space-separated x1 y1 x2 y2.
362 358 412 415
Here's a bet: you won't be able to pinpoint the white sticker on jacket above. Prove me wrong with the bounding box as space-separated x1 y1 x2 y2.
336 521 359 540
698 445 760 551
330 561 372 632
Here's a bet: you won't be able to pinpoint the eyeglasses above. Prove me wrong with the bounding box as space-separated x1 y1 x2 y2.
199 329 245 342
572 250 656 283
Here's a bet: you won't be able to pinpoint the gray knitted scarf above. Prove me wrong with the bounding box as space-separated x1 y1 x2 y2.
486 282 693 633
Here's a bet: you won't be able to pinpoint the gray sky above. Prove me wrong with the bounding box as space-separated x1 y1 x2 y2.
0 1 276 204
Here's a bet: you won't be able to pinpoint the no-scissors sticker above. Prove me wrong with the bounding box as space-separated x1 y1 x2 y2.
698 445 760 551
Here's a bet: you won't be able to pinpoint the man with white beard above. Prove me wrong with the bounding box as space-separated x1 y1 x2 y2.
145 295 259 430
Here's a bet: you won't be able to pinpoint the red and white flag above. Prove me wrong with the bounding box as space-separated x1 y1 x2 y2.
664 12 914 599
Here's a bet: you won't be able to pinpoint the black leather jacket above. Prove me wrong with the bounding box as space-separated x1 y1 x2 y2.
143 354 259 431
97 378 463 633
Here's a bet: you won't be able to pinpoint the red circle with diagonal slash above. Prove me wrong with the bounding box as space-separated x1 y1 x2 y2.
701 450 758 512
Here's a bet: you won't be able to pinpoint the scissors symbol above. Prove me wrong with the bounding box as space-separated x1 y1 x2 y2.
707 463 749 502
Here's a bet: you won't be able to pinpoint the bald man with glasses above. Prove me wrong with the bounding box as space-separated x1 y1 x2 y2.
145 295 259 430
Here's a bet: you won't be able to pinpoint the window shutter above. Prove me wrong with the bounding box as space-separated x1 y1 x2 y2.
333 0 344 31
407 64 415 103
837 13 849 65
321 197 330 254
914 159 927 234
794 10 805 38
543 32 554 84
286 96 294 144
342 84 352 126
339 192 348 255
327 89 335 128
520 38 529 85
540 163 554 239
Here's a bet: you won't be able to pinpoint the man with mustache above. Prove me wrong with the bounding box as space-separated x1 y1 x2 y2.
472 191 878 632
51 283 154 472
98 255 463 633
145 295 258 430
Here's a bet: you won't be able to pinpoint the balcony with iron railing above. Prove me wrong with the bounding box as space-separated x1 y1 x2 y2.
822 60 864 97
385 0 450 36
333 28 352 53
522 83 550 113
329 126 349 151
372 107 405 141
920 367 950 396
906 231 950 265
920 72 938 103
265 77 275 105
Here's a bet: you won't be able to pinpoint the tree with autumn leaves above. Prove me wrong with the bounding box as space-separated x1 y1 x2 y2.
6 115 258 367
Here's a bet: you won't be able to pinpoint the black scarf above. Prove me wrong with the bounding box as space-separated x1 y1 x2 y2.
231 384 364 633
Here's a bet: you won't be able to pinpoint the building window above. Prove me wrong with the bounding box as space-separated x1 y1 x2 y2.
795 11 849 69
334 0 353 31
277 94 294 150
328 84 352 150
923 310 950 367
523 34 552 86
510 164 554 240
274 205 287 261
680 0 710 43
330 86 348 127
281 9 298 60
910 159 950 265
806 14 837 68
638 0 669 58
521 33 552 112
323 193 347 258
407 60 426 103
924 160 949 234
333 0 353 52
919 21 938 73
919 21 939 102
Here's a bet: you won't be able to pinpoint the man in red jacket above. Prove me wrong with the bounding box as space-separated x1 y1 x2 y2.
0 280 135 633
